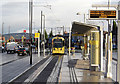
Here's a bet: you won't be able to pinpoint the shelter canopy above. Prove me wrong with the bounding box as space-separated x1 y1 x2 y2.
72 22 98 35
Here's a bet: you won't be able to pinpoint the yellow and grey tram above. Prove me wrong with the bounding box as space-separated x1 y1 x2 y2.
52 36 65 55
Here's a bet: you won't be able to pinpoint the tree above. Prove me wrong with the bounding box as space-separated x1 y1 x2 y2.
112 20 118 45
112 20 117 34
37 30 41 38
49 30 53 38
45 29 48 40
38 30 40 33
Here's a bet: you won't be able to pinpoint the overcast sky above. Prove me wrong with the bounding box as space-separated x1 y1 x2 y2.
0 0 119 35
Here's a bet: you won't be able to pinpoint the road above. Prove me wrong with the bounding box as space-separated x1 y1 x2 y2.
0 52 28 66
2 53 42 82
9 56 63 83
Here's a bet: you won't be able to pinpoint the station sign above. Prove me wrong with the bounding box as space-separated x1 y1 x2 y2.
89 10 117 20
35 33 40 38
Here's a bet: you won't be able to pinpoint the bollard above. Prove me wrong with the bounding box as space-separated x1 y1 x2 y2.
71 47 75 56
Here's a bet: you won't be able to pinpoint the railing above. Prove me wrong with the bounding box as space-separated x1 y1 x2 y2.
103 57 117 81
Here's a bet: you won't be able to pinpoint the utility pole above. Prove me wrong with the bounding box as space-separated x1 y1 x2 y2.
69 26 71 56
84 14 85 23
106 0 113 78
105 20 112 77
2 22 4 46
32 5 51 56
32 22 35 33
29 0 33 65
63 26 64 35
117 1 120 83
40 11 42 55
108 0 110 9
43 14 45 57
9 26 10 41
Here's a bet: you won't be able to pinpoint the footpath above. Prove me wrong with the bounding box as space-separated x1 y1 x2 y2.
59 53 114 83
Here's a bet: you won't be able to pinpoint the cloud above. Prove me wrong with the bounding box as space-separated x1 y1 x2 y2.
1 2 29 34
0 0 119 34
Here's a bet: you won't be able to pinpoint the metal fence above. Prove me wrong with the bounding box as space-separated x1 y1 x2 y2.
103 57 117 81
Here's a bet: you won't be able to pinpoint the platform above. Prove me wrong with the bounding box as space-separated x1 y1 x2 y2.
59 53 114 83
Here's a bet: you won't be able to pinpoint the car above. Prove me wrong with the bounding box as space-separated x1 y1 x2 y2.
17 48 27 56
6 42 18 54
25 47 30 55
0 46 2 53
0 46 5 53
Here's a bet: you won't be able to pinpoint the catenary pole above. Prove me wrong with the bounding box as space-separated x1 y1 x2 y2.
40 11 42 55
117 1 120 83
29 0 33 65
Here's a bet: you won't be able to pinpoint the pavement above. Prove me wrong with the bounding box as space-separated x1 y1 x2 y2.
59 53 114 83
2 53 46 82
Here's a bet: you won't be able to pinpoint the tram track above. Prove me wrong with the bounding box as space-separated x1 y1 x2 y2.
6 55 63 84
33 55 63 83
68 56 78 84
47 55 63 83
6 56 50 84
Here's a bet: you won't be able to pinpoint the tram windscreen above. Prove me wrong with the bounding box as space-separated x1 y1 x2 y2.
53 39 63 48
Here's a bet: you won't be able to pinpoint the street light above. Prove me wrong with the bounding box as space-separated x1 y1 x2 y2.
42 14 45 57
29 0 33 65
9 26 10 41
29 0 51 64
32 22 35 33
2 22 4 46
31 2 51 56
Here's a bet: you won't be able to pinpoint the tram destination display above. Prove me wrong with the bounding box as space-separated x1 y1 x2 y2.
89 10 117 20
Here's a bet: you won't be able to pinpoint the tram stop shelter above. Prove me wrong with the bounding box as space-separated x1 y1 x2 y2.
71 21 103 72
72 21 98 35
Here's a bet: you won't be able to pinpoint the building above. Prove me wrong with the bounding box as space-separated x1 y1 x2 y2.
0 34 5 46
4 33 35 44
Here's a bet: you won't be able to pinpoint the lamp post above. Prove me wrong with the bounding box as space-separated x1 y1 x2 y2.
9 26 10 41
117 1 120 83
40 11 43 55
2 22 4 46
29 0 33 65
31 2 51 56
32 22 35 34
42 14 45 57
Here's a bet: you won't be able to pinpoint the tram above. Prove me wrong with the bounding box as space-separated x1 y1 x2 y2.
52 36 65 55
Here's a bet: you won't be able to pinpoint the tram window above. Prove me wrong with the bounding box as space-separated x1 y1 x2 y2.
53 43 63 48
53 39 63 48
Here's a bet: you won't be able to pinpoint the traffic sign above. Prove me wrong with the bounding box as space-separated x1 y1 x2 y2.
89 10 117 20
22 36 24 42
35 33 40 38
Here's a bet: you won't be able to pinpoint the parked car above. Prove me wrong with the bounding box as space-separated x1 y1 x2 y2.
0 46 5 53
0 46 2 52
6 42 18 54
17 48 27 56
25 47 30 55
